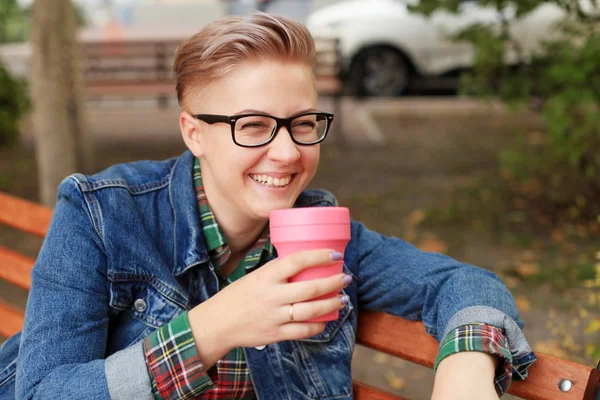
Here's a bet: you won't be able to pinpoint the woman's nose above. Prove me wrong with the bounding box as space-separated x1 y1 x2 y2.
267 126 300 164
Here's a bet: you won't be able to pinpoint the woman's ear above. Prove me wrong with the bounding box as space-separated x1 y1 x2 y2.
180 111 205 157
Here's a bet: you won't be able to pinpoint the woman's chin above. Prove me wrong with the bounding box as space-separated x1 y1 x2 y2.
251 198 296 220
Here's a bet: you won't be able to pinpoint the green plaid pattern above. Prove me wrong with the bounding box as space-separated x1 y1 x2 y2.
434 323 514 396
144 313 214 399
193 157 272 284
144 158 272 399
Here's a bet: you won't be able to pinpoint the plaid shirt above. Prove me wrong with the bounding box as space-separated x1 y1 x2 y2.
435 324 523 396
143 159 517 398
143 158 271 399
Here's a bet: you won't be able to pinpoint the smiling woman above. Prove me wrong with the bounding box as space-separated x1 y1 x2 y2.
0 12 536 400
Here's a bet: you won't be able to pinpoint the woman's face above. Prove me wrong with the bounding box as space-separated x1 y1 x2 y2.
180 60 321 223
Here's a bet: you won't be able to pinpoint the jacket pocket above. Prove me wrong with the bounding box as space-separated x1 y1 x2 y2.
109 275 186 328
286 290 355 399
106 275 186 352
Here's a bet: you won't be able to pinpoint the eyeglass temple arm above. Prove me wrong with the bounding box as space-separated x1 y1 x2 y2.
193 114 231 124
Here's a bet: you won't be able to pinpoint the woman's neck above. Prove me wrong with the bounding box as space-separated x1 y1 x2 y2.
218 214 266 255
203 193 266 256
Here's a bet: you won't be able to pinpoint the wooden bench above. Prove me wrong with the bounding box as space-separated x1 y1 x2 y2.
80 37 344 141
81 37 342 105
1 191 599 399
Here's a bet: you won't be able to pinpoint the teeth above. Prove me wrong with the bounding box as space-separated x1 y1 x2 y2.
250 174 292 187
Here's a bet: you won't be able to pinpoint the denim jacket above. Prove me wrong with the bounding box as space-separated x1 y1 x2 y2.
0 150 535 399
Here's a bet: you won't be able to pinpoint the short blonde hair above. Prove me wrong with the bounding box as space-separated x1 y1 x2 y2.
173 13 316 108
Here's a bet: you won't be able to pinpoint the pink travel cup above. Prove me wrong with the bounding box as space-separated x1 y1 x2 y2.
269 207 351 322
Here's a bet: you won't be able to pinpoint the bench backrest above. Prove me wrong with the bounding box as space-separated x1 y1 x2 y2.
1 191 598 399
80 37 342 98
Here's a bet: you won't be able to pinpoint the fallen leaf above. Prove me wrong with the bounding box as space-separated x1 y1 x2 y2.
585 319 600 335
551 229 564 244
384 371 406 390
406 209 426 227
418 238 448 253
374 353 390 364
515 296 531 312
514 262 540 277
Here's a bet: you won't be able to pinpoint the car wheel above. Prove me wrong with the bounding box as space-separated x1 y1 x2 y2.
350 46 410 97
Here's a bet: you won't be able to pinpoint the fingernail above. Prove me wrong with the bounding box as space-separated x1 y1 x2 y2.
342 274 353 287
339 294 349 305
331 251 343 261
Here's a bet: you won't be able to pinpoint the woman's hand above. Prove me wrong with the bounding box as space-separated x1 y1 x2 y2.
188 249 350 368
432 352 500 400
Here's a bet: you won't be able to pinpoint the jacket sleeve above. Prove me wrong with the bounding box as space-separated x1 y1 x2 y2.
16 177 153 399
344 220 536 371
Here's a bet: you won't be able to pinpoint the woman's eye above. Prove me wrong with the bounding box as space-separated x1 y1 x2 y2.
242 122 266 129
294 121 316 129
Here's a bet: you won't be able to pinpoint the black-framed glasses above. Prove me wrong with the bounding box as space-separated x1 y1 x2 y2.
192 112 334 147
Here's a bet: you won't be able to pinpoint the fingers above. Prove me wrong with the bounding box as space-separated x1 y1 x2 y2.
277 322 328 341
275 294 349 340
284 294 349 324
273 249 343 280
283 273 352 304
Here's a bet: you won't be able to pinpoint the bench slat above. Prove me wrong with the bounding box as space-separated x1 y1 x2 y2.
511 355 600 400
353 381 407 400
0 300 24 338
0 245 34 290
357 310 437 367
0 192 52 238
357 310 600 400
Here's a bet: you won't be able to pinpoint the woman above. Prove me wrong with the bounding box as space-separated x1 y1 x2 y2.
0 13 535 400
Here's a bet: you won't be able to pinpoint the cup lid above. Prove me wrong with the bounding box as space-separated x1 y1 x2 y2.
269 207 350 227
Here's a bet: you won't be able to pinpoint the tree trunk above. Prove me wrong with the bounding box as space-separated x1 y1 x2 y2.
31 0 92 207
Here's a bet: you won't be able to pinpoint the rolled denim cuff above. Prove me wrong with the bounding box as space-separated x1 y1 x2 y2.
443 306 537 379
105 341 153 400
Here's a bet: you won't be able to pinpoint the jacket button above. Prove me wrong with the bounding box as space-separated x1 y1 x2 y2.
134 299 147 313
254 345 266 350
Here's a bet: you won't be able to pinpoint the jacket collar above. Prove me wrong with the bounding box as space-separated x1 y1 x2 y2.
167 150 338 277
169 150 210 276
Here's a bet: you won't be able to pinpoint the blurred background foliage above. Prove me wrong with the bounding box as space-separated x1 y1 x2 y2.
0 0 29 148
412 0 600 362
412 0 600 225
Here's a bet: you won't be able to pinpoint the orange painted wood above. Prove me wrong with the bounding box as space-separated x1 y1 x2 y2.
0 246 34 290
0 192 52 238
353 381 407 400
511 354 600 400
0 300 24 338
357 310 600 400
357 310 438 367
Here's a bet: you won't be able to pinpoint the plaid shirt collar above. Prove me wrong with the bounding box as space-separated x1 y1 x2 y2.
192 157 273 281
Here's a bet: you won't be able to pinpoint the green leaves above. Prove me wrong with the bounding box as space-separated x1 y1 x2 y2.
0 0 30 43
0 62 29 147
412 0 600 222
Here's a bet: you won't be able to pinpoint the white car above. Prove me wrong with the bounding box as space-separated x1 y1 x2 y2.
307 0 565 96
